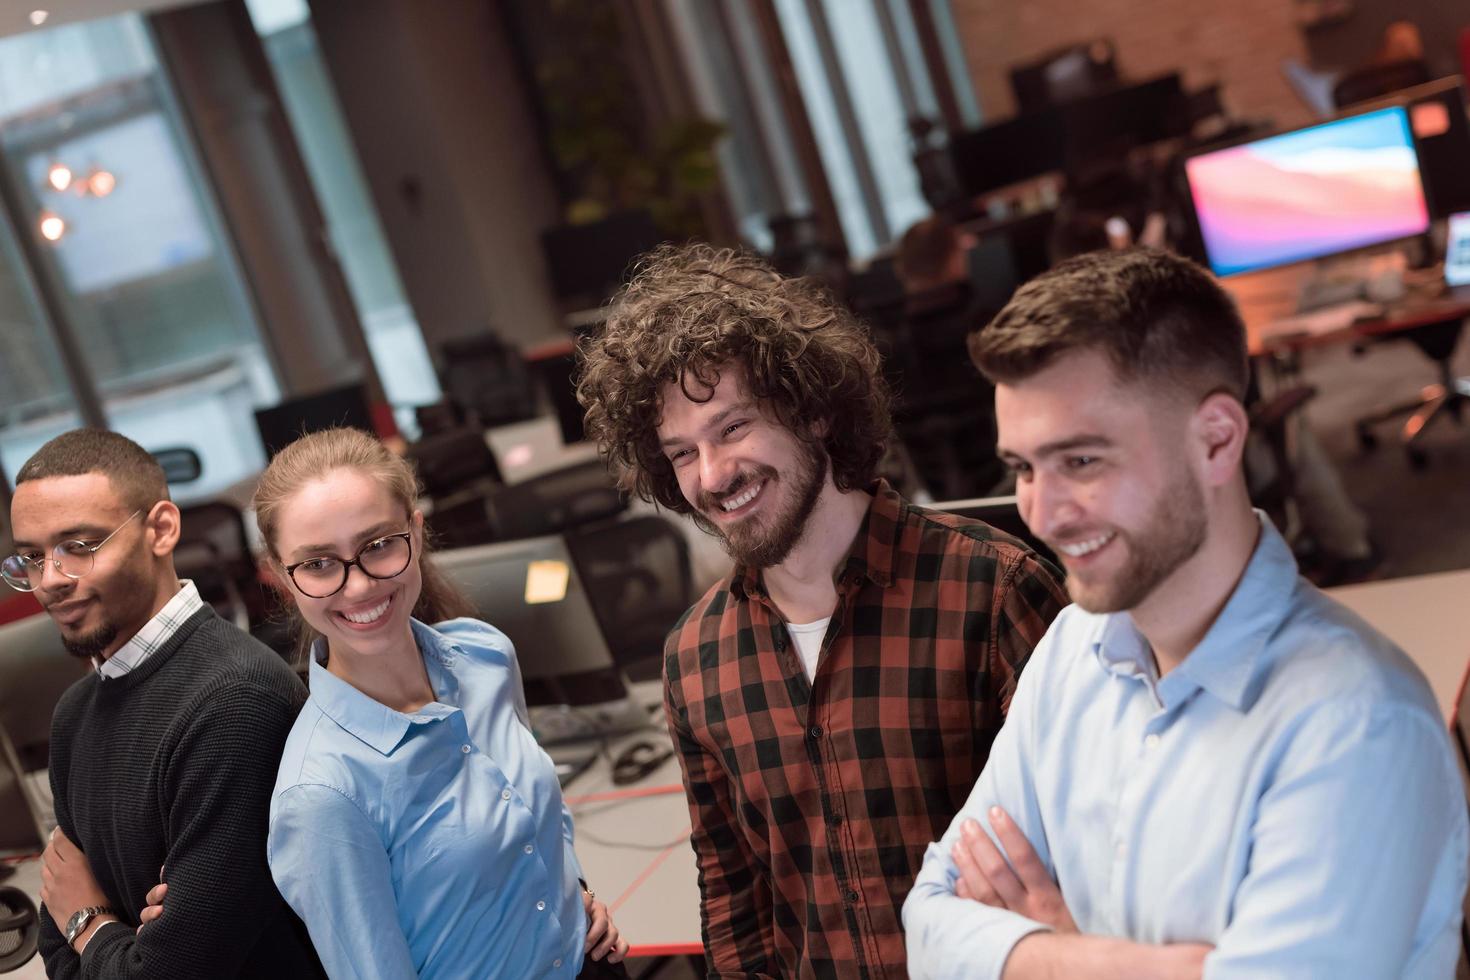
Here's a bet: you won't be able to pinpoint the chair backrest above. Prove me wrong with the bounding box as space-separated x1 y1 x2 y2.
483 459 626 542
174 501 258 629
0 613 87 774
0 883 39 971
566 515 694 680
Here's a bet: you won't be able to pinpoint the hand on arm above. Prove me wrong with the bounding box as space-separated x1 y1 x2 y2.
39 827 119 953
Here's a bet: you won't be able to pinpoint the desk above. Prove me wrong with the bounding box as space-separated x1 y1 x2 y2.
1226 260 1470 357
560 699 702 958
1326 567 1470 724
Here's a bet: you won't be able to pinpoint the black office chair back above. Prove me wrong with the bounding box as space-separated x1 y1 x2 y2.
483 459 627 542
566 515 694 681
1332 59 1434 109
173 501 260 630
0 887 38 973
439 333 539 430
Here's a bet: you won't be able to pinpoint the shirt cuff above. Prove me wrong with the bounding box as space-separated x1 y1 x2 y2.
78 919 130 966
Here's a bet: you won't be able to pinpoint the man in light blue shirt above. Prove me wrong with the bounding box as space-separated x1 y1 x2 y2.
903 247 1468 979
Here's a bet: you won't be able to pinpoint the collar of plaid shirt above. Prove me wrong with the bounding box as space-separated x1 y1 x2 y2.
729 479 900 600
94 579 203 680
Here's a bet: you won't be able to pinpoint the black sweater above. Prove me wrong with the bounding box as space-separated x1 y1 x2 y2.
39 606 324 979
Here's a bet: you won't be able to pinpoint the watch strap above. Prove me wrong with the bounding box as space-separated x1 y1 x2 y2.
65 905 116 946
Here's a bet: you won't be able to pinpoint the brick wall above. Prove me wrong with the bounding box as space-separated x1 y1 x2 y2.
948 0 1315 132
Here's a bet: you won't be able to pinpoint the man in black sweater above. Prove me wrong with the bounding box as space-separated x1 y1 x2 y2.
5 429 321 978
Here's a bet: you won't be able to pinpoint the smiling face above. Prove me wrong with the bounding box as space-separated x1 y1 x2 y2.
270 467 424 662
996 347 1208 614
657 365 829 569
10 473 166 659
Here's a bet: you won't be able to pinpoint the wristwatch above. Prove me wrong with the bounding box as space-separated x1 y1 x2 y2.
64 906 116 947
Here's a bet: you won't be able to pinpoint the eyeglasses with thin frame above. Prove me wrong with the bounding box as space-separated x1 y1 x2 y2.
283 531 415 599
2 509 145 593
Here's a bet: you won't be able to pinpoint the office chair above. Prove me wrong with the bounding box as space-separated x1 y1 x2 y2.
566 514 694 682
0 884 38 973
438 333 539 430
482 458 627 542
1353 314 1470 469
0 612 88 775
1331 59 1433 109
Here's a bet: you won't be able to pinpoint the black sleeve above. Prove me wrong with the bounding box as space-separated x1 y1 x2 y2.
77 683 299 979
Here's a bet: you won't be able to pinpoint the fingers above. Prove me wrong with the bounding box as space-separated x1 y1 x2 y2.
608 934 629 963
145 882 168 907
988 807 1050 892
957 818 1026 911
583 902 608 954
950 820 1003 907
591 918 620 961
51 827 78 861
140 903 163 925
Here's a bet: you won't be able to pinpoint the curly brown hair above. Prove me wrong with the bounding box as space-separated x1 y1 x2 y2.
576 243 891 514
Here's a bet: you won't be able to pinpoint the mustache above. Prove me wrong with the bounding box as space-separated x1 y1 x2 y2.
697 467 772 511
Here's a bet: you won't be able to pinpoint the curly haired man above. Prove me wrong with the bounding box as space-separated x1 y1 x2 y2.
577 244 1066 978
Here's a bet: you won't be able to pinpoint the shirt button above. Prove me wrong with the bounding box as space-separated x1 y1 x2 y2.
830 813 844 827
553 960 562 969
1115 841 1127 857
536 900 546 911
523 843 534 855
1144 734 1160 750
808 726 823 740
501 788 513 801
845 889 859 904
461 744 471 754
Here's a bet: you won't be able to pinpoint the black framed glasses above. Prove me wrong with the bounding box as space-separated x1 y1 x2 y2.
283 532 414 598
3 510 145 593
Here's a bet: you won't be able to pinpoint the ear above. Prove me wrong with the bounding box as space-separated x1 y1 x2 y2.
1189 391 1249 488
147 501 182 557
411 509 425 542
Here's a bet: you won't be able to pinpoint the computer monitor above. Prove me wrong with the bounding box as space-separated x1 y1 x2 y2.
1184 106 1431 277
253 383 376 459
430 534 632 713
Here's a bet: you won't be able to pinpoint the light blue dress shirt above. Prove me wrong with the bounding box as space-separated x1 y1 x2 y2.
905 517 1468 979
267 618 586 980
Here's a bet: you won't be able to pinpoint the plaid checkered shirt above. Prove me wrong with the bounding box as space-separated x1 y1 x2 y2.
663 481 1068 979
95 579 204 679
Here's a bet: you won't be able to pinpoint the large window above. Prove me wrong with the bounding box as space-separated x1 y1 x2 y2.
0 13 277 500
245 0 438 434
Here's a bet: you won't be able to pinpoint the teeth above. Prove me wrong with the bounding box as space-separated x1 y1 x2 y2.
720 482 763 512
342 597 391 625
1059 533 1115 558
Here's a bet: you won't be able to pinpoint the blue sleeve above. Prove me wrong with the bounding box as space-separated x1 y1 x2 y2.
903 628 1056 980
268 784 420 980
1204 703 1469 978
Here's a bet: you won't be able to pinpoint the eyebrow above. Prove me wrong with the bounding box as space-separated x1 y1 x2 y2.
660 400 758 449
998 434 1116 461
289 521 404 562
13 524 114 549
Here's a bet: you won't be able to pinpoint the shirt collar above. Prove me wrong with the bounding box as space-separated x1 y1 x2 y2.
731 479 899 600
307 618 462 756
1092 512 1300 712
95 579 204 678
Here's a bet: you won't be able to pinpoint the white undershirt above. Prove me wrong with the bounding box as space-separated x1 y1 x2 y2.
784 617 831 682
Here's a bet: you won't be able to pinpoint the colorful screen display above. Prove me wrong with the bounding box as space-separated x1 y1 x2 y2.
1185 107 1430 277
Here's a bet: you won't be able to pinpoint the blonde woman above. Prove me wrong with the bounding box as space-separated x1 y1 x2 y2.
147 428 628 979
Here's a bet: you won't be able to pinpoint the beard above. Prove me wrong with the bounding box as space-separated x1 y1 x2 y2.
693 440 829 570
1064 460 1208 614
61 621 120 661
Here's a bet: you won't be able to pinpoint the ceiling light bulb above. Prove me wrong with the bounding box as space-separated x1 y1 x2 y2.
38 210 65 241
46 161 71 192
87 169 116 197
29 10 48 27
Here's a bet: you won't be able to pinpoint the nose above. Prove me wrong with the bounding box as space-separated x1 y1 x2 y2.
1020 471 1082 541
38 554 75 594
698 443 739 496
340 562 377 598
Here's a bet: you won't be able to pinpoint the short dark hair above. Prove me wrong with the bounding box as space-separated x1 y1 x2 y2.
15 429 170 512
895 215 962 287
968 247 1249 402
576 243 891 514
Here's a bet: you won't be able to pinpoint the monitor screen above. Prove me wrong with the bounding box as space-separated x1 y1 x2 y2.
1184 106 1430 277
253 383 375 460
